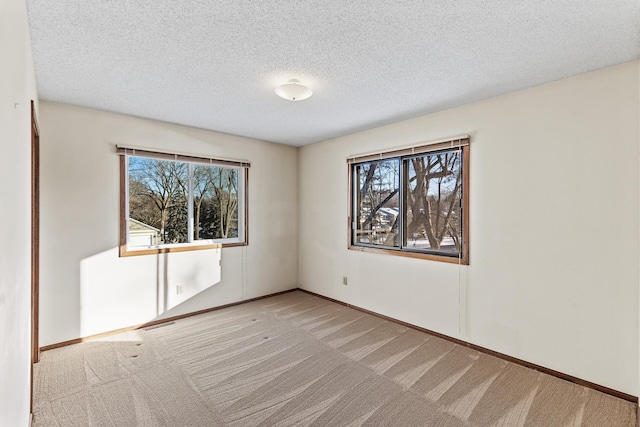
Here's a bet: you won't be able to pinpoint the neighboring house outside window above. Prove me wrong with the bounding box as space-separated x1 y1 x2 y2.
128 218 161 247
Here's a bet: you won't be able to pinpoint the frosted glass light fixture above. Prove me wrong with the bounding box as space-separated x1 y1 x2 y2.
275 79 313 101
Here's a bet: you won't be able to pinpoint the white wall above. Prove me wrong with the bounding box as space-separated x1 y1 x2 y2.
299 61 640 396
0 0 38 425
39 102 298 346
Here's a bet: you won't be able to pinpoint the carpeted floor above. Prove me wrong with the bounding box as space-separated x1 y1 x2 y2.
33 290 636 426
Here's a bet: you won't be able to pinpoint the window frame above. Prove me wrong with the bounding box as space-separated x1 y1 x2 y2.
347 139 469 265
118 147 249 257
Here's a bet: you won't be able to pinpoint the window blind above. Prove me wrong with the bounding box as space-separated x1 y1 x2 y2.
346 135 469 164
116 146 251 168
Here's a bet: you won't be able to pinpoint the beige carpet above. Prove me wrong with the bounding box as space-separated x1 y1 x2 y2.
33 291 636 426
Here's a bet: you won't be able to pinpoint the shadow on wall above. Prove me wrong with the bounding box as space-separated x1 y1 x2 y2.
79 247 221 338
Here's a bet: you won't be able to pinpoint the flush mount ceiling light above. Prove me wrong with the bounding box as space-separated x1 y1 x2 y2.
275 79 313 101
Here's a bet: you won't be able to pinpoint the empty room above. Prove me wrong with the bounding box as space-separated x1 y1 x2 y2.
2 0 640 426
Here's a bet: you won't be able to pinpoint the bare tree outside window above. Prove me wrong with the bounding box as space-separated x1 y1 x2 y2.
405 151 462 254
355 159 400 248
194 165 239 240
128 158 188 246
350 144 468 263
126 156 243 251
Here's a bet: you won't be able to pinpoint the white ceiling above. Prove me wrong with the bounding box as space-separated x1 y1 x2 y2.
26 0 640 146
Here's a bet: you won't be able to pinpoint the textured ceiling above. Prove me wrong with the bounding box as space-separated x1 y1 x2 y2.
26 0 640 146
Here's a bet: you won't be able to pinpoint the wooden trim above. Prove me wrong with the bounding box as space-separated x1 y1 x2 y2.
30 101 40 363
37 286 640 404
347 165 353 247
461 144 470 264
297 288 638 404
243 167 249 246
31 101 39 135
40 289 297 352
30 100 40 415
120 243 224 257
119 155 127 256
348 244 467 264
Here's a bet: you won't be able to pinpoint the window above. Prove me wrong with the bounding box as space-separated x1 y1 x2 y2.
348 138 469 264
118 147 249 256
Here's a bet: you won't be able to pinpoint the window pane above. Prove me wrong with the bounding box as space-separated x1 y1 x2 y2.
128 157 188 246
354 159 400 247
193 165 239 240
404 150 462 256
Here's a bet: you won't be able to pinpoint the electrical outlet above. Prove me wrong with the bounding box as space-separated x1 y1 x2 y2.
176 285 183 294
342 276 348 286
